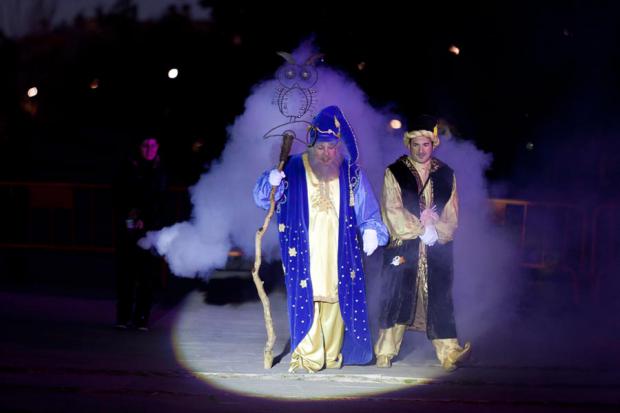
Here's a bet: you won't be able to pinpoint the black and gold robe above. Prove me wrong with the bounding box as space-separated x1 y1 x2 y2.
378 155 459 339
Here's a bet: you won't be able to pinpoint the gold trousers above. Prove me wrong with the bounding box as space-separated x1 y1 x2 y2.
374 324 408 361
289 301 344 373
375 326 470 371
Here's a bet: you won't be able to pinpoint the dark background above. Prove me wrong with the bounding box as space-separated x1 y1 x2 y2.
0 5 619 411
0 0 618 200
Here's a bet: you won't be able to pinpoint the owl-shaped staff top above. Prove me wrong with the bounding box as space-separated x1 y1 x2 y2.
264 52 324 143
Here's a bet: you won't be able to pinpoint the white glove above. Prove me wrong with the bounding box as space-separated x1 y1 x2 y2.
362 229 378 256
419 225 438 246
268 169 285 186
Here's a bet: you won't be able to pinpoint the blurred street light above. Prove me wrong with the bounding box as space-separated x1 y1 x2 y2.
389 119 402 130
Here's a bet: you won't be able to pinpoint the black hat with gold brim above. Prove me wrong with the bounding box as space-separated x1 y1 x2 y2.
403 114 440 148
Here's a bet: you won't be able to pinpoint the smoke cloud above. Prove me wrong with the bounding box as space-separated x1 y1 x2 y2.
140 40 406 277
140 40 517 342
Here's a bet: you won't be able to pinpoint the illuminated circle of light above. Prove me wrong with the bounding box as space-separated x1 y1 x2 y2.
389 119 402 130
168 68 179 79
171 289 441 399
448 45 460 55
526 142 534 151
27 87 38 98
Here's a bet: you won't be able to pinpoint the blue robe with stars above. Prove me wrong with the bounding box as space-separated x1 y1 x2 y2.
254 154 388 365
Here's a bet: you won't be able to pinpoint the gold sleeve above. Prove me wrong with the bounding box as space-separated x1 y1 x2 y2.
435 175 459 244
381 168 424 242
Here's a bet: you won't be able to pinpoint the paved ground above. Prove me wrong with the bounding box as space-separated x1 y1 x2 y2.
0 273 619 413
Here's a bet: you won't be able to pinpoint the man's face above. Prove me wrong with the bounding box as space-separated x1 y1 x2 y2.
140 138 159 161
312 140 340 165
409 136 434 164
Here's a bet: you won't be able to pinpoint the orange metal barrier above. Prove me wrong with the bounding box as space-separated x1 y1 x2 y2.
589 203 620 304
489 198 588 304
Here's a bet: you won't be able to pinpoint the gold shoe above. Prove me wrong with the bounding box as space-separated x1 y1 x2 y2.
289 352 319 373
376 355 392 368
326 354 343 369
442 342 471 372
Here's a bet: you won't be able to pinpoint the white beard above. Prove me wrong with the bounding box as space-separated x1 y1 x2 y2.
307 149 343 181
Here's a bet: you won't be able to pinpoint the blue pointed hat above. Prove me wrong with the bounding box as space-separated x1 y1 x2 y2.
308 105 359 163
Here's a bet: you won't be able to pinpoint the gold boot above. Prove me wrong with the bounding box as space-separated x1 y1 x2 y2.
433 339 471 372
376 355 392 368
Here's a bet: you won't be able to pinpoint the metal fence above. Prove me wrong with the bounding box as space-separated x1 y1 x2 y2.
489 198 588 303
589 203 620 304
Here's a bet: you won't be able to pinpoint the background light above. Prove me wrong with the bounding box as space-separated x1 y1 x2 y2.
389 119 402 130
168 68 179 79
27 87 38 98
449 45 460 55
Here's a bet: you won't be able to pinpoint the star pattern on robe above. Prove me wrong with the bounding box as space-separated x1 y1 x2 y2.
300 279 307 288
350 270 356 280
288 247 297 257
278 223 286 232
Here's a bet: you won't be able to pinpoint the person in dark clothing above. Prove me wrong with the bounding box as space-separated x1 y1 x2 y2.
374 115 470 371
114 136 168 331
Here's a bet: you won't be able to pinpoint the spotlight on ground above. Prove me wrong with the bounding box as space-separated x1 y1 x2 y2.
172 289 440 399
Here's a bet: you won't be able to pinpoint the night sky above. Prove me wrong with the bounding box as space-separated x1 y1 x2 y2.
0 0 619 200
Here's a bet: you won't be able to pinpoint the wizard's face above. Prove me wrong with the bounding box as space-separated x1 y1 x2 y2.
312 140 340 165
307 138 343 181
409 135 434 164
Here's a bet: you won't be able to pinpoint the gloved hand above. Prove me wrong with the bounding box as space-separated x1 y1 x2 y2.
268 169 286 186
419 225 438 246
362 229 378 256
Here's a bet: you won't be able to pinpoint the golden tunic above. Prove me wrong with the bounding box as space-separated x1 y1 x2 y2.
380 156 458 245
302 153 340 303
290 154 344 373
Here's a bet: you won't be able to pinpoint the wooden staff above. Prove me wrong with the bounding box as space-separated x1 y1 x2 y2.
252 131 294 369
